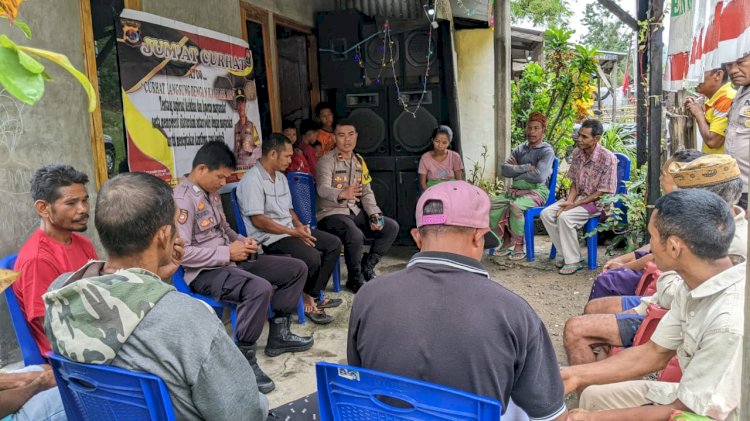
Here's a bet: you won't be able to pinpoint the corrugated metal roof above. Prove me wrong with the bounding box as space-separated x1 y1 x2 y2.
334 0 425 19
333 0 490 22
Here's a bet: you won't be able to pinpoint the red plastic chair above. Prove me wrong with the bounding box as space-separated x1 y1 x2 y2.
631 303 668 346
657 356 683 383
608 302 669 356
634 262 661 297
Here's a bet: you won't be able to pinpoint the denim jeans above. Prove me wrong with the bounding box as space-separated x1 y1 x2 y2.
7 366 66 421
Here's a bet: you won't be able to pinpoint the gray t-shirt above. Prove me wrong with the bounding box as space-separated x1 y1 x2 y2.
500 142 555 185
348 251 565 420
237 163 294 246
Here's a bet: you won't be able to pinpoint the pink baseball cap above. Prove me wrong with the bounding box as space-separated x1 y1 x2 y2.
416 181 500 249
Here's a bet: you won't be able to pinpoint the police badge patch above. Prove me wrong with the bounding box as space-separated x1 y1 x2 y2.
178 209 188 224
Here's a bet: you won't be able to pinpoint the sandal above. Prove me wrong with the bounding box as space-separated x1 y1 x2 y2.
494 247 513 257
559 263 583 275
555 258 583 269
305 308 333 325
315 297 343 309
508 250 527 261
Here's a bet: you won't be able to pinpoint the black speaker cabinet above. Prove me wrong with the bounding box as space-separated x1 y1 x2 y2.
403 28 441 85
388 85 442 156
361 23 401 84
316 10 365 89
364 156 397 221
336 87 389 156
395 156 420 244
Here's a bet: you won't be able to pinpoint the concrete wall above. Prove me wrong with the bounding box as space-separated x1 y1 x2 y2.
142 0 243 38
455 29 496 180
0 0 98 365
246 0 336 27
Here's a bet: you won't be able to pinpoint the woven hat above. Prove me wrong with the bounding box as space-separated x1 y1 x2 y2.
668 154 741 188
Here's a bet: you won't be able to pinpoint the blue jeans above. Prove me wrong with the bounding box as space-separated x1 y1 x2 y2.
7 366 66 421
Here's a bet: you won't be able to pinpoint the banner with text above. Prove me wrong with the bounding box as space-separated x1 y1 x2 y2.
116 9 263 183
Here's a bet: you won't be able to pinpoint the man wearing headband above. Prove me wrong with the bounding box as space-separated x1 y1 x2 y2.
348 181 568 421
492 111 555 260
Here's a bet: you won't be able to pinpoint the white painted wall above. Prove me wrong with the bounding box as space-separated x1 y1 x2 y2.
455 29 497 180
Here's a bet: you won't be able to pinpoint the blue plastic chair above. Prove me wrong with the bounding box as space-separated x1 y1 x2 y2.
550 153 631 270
229 187 307 324
523 157 560 262
286 172 342 294
48 353 176 421
1 253 46 366
172 267 239 339
316 362 502 420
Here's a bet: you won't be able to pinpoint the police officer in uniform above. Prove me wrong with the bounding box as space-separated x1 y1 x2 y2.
174 141 312 394
233 88 262 169
316 119 399 293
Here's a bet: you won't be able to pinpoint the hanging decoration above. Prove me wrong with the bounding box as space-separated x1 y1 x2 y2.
351 13 437 118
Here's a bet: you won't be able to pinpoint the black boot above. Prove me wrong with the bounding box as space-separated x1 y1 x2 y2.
265 315 314 357
361 252 382 281
237 341 275 394
346 266 366 293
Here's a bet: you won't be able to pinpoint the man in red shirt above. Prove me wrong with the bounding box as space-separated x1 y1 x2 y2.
12 164 97 356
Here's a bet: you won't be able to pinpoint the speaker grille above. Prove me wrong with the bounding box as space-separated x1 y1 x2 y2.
404 30 437 68
392 107 437 153
349 108 387 154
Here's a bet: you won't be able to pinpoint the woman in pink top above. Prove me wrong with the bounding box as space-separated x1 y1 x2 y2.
418 125 464 191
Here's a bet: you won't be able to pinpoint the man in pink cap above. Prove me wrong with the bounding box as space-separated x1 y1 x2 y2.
347 180 568 421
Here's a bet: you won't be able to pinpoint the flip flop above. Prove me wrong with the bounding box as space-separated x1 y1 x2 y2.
559 263 583 275
305 308 333 325
315 297 343 309
495 247 513 257
508 250 527 261
555 258 583 269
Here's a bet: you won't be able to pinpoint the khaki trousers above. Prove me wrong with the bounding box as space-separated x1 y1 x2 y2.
579 380 678 411
540 200 593 264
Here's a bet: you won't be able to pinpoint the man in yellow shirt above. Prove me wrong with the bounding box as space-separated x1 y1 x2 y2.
684 68 736 154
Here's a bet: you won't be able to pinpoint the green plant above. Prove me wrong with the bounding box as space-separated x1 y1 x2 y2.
555 171 571 199
0 0 96 110
468 145 505 196
599 124 636 163
510 27 600 157
587 165 649 254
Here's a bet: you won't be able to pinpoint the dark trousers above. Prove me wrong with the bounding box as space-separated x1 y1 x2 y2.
318 211 399 271
264 229 342 297
190 254 306 344
740 193 748 211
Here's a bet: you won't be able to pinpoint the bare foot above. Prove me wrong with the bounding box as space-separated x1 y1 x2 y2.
303 293 318 313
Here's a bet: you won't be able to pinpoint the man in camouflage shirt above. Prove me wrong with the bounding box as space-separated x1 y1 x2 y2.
43 173 268 421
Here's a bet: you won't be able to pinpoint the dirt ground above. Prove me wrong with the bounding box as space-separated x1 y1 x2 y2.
258 237 601 409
